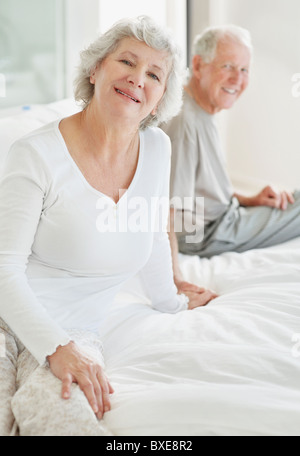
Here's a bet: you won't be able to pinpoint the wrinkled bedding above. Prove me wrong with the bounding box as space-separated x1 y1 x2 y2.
101 238 300 436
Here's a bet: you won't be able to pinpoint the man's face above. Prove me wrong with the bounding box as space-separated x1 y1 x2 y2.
195 38 251 114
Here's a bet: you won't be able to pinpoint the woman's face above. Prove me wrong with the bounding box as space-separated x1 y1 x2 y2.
90 37 170 126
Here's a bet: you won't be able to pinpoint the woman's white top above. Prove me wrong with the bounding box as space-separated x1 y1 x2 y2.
0 120 188 365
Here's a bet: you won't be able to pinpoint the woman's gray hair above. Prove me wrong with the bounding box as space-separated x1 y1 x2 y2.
74 15 184 130
192 24 253 63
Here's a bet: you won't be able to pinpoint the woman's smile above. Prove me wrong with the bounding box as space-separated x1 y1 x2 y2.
114 87 141 103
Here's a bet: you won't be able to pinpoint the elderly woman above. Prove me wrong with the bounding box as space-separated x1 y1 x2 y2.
0 16 216 436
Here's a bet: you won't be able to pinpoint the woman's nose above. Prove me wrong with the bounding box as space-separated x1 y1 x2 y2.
127 69 144 88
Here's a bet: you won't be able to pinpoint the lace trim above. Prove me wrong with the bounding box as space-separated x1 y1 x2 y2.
42 329 104 367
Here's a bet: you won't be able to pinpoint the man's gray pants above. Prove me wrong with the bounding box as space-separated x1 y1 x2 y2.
179 190 300 258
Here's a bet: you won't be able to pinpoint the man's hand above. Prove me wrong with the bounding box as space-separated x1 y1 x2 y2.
235 186 295 210
176 279 218 309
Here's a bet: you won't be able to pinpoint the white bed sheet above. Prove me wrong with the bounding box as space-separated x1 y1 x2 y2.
100 238 300 436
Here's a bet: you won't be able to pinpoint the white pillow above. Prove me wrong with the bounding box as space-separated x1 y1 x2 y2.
0 99 80 173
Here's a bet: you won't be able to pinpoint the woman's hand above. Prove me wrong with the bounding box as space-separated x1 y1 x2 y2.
47 341 114 420
176 280 218 309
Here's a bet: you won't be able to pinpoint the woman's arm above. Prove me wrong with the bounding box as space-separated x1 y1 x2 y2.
0 140 113 416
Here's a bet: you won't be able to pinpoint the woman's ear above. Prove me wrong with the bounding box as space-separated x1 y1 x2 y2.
90 69 96 85
90 63 99 84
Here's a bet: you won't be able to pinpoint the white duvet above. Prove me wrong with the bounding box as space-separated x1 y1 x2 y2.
100 238 300 436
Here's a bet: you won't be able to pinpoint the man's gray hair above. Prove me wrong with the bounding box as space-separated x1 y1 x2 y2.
74 15 184 130
192 24 253 63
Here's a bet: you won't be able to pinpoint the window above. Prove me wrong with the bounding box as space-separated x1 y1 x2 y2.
0 0 65 108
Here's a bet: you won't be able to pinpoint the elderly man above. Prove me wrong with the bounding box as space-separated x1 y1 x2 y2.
162 25 300 301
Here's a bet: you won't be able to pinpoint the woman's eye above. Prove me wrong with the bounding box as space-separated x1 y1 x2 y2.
148 73 159 81
121 59 132 66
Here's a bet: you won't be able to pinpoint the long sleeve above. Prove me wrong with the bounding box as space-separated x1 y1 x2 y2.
0 141 71 365
138 138 189 314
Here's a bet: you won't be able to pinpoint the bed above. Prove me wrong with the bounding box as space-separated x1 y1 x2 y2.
1 100 300 436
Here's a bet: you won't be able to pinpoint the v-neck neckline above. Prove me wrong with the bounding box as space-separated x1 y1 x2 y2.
55 119 144 206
